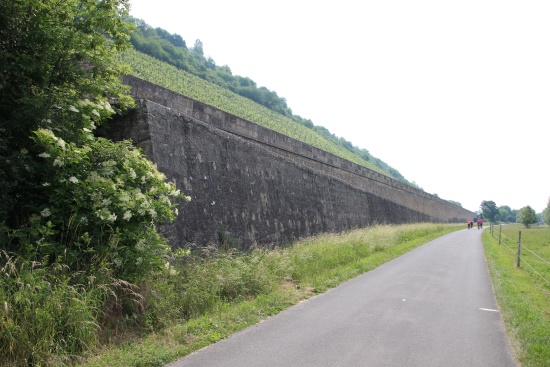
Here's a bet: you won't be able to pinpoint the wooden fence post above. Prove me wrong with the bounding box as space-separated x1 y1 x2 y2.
517 231 522 268
499 225 502 245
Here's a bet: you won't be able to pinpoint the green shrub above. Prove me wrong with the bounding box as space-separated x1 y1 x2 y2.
0 110 189 365
0 128 187 283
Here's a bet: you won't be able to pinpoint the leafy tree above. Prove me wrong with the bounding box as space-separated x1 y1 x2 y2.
0 0 134 224
542 198 550 225
0 1 189 362
516 206 538 228
170 34 187 48
206 56 217 70
481 200 499 222
0 0 186 282
193 39 204 56
497 205 513 222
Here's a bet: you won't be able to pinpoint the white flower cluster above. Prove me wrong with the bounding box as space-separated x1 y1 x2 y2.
136 239 147 251
37 129 66 150
78 98 113 116
100 160 117 177
96 207 117 223
123 210 132 221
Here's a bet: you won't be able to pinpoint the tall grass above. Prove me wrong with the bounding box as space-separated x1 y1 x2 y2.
139 246 287 329
0 251 144 367
80 222 462 367
0 252 103 366
1 223 462 366
482 224 550 367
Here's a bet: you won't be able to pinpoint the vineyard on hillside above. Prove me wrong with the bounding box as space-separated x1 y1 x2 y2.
118 49 391 176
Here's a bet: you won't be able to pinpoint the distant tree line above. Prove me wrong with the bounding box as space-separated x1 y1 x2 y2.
480 200 550 227
128 18 416 187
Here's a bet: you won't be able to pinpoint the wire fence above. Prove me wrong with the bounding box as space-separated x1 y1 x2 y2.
490 223 550 287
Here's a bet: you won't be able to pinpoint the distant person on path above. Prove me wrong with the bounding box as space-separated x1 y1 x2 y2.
467 220 471 229
477 219 483 229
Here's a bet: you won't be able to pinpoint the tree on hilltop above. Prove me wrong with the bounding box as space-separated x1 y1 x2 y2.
193 39 204 56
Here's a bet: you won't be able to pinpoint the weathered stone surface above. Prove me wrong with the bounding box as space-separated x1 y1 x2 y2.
106 76 474 249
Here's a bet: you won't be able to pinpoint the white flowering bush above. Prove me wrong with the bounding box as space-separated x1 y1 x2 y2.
29 128 188 281
0 1 197 363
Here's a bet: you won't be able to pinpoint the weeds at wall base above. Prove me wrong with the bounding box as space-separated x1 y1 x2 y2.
1 223 463 366
78 223 462 367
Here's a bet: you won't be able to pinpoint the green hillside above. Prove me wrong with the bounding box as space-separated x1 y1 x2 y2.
123 20 418 186
120 49 394 175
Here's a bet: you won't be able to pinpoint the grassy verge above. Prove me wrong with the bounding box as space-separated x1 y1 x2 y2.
482 224 550 367
79 223 462 367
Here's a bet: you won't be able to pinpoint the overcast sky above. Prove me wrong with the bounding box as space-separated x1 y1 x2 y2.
129 0 549 214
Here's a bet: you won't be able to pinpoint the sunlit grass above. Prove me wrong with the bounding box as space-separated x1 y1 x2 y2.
482 224 550 367
0 252 108 367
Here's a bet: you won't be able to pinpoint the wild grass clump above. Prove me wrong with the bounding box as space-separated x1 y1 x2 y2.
0 252 103 366
139 247 289 330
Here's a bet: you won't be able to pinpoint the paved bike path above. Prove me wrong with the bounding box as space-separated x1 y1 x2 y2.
167 228 517 367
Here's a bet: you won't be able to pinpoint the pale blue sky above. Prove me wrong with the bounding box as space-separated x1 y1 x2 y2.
129 0 549 213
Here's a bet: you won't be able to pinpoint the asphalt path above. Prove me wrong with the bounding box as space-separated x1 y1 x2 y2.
167 227 518 367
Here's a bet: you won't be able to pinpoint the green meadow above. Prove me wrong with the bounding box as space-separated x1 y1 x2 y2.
482 224 550 367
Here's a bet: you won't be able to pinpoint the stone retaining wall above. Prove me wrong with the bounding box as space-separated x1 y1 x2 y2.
105 76 473 248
